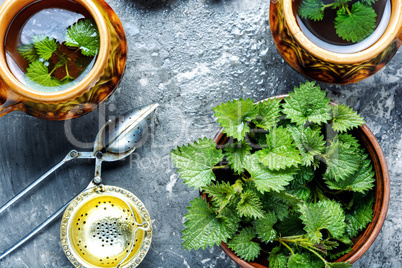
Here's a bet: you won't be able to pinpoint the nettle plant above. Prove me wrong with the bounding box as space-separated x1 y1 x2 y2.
298 0 379 43
171 82 375 268
17 19 100 87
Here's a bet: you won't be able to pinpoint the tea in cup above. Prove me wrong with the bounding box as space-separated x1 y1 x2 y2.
269 0 402 84
0 0 127 120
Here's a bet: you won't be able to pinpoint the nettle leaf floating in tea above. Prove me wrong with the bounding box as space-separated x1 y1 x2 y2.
335 2 377 43
17 18 100 88
33 36 58 60
298 0 378 43
65 19 100 57
298 0 325 21
17 43 39 63
26 61 61 87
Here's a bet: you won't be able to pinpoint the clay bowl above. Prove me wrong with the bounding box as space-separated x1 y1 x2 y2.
213 95 390 267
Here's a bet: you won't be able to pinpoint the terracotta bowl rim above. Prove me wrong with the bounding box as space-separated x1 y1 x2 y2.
213 95 390 267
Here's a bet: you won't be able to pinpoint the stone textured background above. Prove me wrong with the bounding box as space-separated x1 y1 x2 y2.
0 0 401 267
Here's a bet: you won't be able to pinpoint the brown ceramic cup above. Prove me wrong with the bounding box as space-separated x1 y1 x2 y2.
214 96 390 267
0 0 127 120
270 0 402 84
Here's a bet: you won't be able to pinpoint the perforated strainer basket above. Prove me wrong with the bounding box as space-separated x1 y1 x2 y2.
61 185 152 268
0 104 157 264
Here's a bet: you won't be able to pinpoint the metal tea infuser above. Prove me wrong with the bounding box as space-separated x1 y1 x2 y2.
0 103 158 267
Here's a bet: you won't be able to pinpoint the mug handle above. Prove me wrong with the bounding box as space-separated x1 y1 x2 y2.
399 30 402 46
0 99 19 118
0 84 21 117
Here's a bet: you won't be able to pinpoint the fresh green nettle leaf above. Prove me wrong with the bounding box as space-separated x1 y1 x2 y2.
171 138 224 189
237 190 265 219
33 36 58 60
18 43 39 63
331 104 365 132
287 253 314 268
282 81 332 126
332 0 352 9
287 184 312 202
298 0 325 21
257 126 301 170
336 133 361 150
328 243 353 261
227 227 261 262
345 196 374 237
254 211 277 243
326 262 352 268
287 124 325 167
292 165 315 185
298 200 346 243
213 98 257 141
18 19 100 88
325 155 375 193
323 141 361 181
298 0 377 44
268 247 288 268
335 2 377 43
173 81 374 266
244 154 296 193
26 61 61 87
182 197 233 250
262 191 302 221
285 162 314 202
223 141 252 174
219 203 241 233
65 19 100 57
202 181 237 209
251 98 281 130
360 0 377 4
275 214 304 236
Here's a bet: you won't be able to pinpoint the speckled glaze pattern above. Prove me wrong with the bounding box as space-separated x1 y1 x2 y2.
0 0 127 120
60 185 152 268
269 0 399 84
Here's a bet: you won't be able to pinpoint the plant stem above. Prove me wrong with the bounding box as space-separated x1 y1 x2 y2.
277 235 330 266
345 6 352 15
49 66 58 75
242 176 254 182
65 63 70 77
305 246 328 265
278 239 295 255
213 165 229 169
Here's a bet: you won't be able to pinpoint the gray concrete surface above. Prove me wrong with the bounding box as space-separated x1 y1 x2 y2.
0 0 401 267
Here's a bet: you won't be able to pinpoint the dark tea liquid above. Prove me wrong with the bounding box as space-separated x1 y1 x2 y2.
295 0 391 53
4 0 97 92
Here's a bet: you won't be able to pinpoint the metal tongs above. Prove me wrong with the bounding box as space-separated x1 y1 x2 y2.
0 103 158 260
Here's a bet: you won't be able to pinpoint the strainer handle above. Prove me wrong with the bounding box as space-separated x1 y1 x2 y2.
116 197 151 268
0 196 72 260
0 150 94 215
0 180 98 260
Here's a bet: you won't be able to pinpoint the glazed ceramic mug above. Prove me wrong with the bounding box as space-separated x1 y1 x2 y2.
0 0 127 120
270 0 402 84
